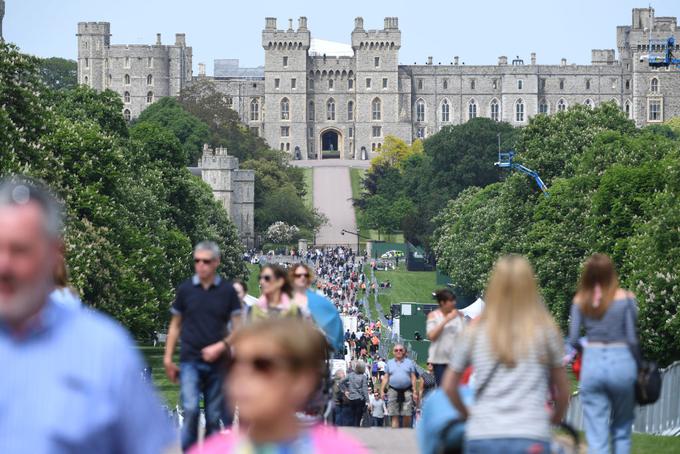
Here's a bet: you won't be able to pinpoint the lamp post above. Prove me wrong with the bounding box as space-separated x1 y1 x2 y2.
341 228 368 255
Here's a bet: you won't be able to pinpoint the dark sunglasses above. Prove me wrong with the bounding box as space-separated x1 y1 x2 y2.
393 348 404 352
194 258 213 264
229 355 300 375
294 273 310 278
259 274 274 282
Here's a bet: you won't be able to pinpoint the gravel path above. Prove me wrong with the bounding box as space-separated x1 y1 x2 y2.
313 166 357 246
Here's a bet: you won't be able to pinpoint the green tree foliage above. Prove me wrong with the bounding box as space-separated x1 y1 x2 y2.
433 101 680 364
36 57 77 91
0 43 245 338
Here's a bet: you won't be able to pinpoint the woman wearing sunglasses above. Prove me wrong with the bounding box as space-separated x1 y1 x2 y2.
248 264 300 321
191 318 367 454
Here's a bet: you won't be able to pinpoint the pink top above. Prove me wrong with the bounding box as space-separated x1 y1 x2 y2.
189 425 368 454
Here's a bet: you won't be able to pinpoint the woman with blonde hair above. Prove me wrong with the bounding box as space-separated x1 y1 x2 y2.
568 254 638 454
443 255 569 454
191 318 367 453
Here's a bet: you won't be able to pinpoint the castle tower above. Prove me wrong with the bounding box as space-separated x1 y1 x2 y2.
76 22 111 90
262 17 311 157
351 17 402 154
168 33 193 97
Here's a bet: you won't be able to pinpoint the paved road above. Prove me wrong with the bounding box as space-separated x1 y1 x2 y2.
313 166 357 246
340 427 418 453
290 159 371 169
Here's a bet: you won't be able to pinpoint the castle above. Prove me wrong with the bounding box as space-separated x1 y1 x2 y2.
77 6 680 161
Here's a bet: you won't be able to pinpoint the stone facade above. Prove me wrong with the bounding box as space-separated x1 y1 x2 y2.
77 7 680 159
194 145 255 247
76 22 192 120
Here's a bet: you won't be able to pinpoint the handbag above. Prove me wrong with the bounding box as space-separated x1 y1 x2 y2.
625 297 662 406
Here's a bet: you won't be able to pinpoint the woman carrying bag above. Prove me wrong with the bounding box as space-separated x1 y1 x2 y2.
568 254 639 454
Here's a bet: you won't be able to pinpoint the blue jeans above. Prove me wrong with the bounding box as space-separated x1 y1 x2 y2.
580 345 637 454
466 438 550 453
180 361 229 451
371 416 384 427
433 364 447 386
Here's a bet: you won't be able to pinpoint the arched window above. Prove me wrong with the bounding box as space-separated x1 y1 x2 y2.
650 77 659 93
123 109 131 121
557 98 567 112
584 99 594 109
624 100 632 118
147 74 153 85
372 98 382 121
146 91 154 103
84 76 89 86
280 98 290 120
124 91 130 103
308 101 315 121
250 99 259 121
347 101 354 121
468 99 477 120
515 99 525 122
538 98 549 114
416 99 425 122
326 98 336 121
490 99 499 121
441 99 450 122
124 74 130 85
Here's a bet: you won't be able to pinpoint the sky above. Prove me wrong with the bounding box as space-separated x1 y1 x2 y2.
4 0 679 75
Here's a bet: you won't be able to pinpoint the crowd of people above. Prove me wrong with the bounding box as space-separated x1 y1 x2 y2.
1 175 649 454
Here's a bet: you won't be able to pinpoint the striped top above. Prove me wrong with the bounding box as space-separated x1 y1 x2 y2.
568 297 638 349
450 324 563 441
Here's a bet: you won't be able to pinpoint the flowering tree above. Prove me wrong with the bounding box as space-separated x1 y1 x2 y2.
265 221 300 244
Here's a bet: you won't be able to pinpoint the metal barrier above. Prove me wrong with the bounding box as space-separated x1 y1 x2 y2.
566 360 680 435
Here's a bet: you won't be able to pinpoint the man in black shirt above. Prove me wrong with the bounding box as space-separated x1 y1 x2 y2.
163 241 242 451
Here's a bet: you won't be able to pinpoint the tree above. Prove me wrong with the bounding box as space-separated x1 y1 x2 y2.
37 57 77 91
370 136 423 169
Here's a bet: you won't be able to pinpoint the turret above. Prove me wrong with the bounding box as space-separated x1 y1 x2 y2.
76 22 111 90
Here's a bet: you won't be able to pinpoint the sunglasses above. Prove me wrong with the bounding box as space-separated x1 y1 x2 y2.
393 348 404 352
294 273 310 278
259 274 275 282
194 258 213 264
229 355 300 375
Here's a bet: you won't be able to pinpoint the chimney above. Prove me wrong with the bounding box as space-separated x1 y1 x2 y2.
354 17 364 31
298 16 308 31
175 33 186 46
384 17 398 30
156 33 162 45
561 58 567 66
288 18 294 32
265 17 277 30
198 63 206 77
531 52 536 65
454 56 459 65
427 56 433 65
498 56 508 65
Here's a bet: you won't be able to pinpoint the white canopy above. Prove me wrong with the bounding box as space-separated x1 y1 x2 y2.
460 298 485 319
309 38 354 57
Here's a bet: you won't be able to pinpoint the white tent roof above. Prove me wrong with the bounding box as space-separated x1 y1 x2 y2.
309 38 353 57
460 298 485 319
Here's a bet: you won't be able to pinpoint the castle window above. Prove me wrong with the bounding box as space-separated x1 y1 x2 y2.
416 99 426 122
147 74 153 85
443 79 448 90
250 99 260 121
611 78 617 89
441 99 450 122
515 99 525 122
124 57 130 68
148 57 153 68
309 79 314 89
585 79 591 90
124 74 131 85
650 78 659 93
557 98 567 112
468 99 477 120
83 76 89 86
250 127 259 136
308 127 314 138
275 78 280 89
382 78 388 89
648 99 662 122
538 99 549 114
281 126 290 137
280 143 285 151
286 143 290 151
329 78 335 90
374 57 380 67
124 91 130 103
85 58 89 68
348 79 354 89
291 78 297 89
492 79 498 90
418 79 423 90
283 56 288 67
280 98 290 120
625 79 630 90
584 99 594 109
470 79 476 90
326 98 336 121
347 101 354 121
559 79 564 90
372 98 382 121
624 100 631 118
308 101 315 121
416 127 426 139
372 126 382 138
146 91 154 104
123 109 131 121
349 127 354 138
108 74 112 86
517 80 523 90
490 99 500 121
540 78 546 90
366 78 372 89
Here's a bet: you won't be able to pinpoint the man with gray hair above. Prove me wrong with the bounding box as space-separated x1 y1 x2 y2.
164 240 242 451
0 176 177 453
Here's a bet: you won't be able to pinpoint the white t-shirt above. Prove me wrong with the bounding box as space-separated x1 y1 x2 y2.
426 310 464 364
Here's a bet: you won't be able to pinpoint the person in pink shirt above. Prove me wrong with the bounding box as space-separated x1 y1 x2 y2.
190 318 367 454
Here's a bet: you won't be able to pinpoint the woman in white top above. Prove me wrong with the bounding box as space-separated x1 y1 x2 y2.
427 289 463 385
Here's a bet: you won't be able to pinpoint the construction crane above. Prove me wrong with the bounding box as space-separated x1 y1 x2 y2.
495 149 549 197
642 36 680 68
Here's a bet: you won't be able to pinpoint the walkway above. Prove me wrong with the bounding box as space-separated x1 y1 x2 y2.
340 428 418 453
313 166 357 246
290 159 371 169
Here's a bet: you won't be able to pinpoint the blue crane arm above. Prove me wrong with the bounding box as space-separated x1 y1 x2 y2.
513 163 550 196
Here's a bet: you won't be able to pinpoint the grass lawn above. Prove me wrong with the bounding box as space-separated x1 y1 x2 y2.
373 263 439 315
246 263 261 297
301 167 313 210
630 433 680 453
139 345 178 406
